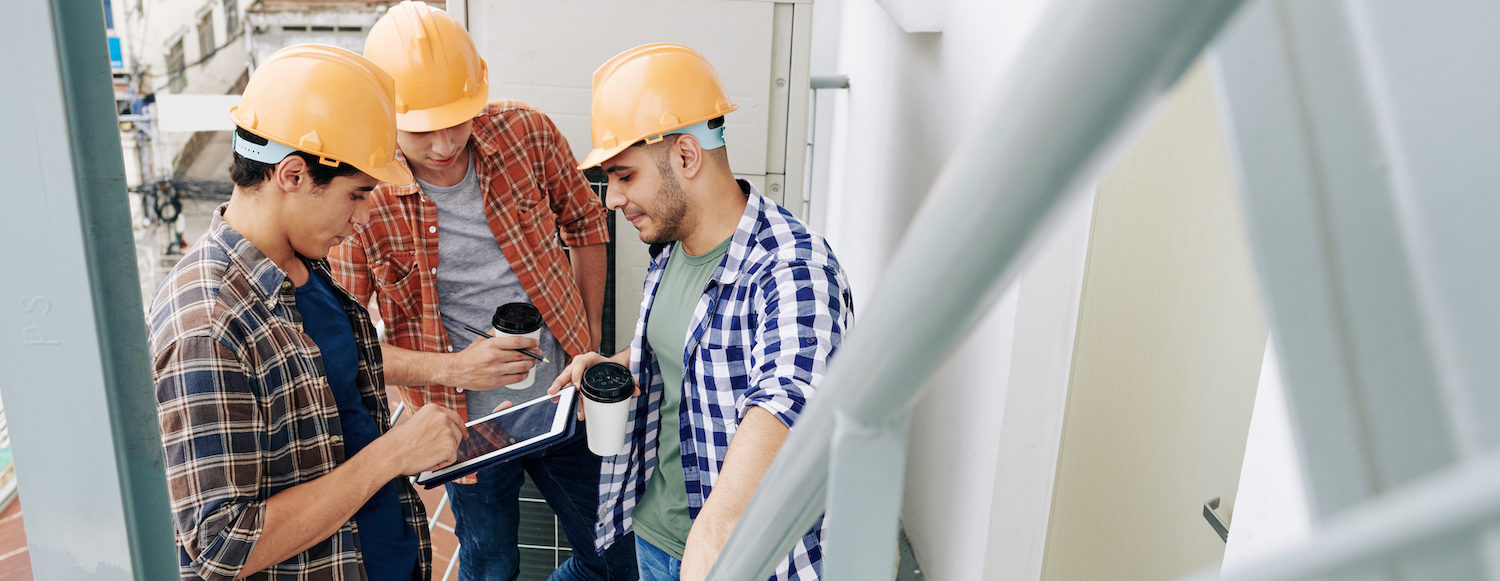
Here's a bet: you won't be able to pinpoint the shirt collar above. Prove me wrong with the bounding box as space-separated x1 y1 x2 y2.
647 179 764 286
711 179 764 286
204 203 291 301
386 112 498 198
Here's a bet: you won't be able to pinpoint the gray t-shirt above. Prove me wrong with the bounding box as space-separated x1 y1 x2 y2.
418 156 565 418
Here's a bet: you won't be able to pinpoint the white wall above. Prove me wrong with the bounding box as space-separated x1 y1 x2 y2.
816 4 1268 579
468 0 811 353
1039 63 1265 580
811 1 1062 579
1221 338 1313 573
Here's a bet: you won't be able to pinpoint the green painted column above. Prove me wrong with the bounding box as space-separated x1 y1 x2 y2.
0 0 176 578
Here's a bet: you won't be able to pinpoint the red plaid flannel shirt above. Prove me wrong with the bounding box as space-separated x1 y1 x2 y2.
329 100 609 428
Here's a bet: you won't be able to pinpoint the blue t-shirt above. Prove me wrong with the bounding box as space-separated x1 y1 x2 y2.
296 264 419 581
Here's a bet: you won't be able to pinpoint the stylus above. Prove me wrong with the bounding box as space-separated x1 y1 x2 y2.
447 317 550 363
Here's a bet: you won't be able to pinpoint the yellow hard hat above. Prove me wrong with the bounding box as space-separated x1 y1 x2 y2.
229 44 412 185
578 43 738 170
364 1 489 133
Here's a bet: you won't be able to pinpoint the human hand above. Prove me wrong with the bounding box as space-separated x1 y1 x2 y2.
548 351 641 421
444 335 540 389
378 404 464 476
549 351 610 420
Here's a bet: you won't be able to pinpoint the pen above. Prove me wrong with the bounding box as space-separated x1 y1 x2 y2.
454 320 550 363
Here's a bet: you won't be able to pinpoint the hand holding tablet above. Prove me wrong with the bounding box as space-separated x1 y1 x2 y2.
414 386 580 488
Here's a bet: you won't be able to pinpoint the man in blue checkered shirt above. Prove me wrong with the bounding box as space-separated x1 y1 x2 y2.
553 44 854 581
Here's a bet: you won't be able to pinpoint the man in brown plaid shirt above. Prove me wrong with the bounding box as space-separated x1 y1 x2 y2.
329 4 636 580
147 45 464 580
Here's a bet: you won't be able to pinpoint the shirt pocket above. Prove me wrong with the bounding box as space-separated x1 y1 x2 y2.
694 342 752 400
373 250 421 320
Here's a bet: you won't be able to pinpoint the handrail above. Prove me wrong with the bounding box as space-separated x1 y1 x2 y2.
707 0 1250 578
1179 449 1500 581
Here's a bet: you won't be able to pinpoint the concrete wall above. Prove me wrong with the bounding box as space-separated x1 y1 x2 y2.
245 2 399 67
120 0 250 171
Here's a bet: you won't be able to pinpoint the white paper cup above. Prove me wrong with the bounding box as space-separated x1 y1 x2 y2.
580 361 633 456
491 302 544 390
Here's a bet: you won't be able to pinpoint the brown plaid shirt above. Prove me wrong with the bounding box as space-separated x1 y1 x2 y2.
148 207 431 581
328 100 610 433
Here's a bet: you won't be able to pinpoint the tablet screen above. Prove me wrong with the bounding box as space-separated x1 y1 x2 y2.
417 386 575 486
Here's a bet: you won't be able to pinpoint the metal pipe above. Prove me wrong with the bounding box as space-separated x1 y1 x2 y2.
810 75 849 90
1180 450 1500 581
708 0 1249 578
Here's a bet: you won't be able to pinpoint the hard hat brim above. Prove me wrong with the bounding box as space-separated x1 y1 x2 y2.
361 158 415 186
396 88 488 133
577 143 630 171
576 104 739 171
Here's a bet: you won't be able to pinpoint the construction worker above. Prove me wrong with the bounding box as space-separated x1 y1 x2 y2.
148 44 465 581
553 44 855 581
329 3 635 579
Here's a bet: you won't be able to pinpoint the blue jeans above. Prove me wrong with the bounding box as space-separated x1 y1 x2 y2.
634 536 681 581
445 428 637 581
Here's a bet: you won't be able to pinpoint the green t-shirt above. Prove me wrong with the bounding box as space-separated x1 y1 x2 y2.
632 236 732 558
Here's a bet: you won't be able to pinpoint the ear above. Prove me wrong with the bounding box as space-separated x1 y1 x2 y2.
272 155 308 193
673 134 705 180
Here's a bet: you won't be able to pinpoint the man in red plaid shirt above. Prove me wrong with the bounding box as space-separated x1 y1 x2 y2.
328 2 635 579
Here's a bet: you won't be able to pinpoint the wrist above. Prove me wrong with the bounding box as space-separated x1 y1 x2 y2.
432 351 459 387
351 436 403 482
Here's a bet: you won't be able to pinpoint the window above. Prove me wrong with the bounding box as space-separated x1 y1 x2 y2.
223 0 238 36
197 10 216 58
167 37 185 92
101 0 114 31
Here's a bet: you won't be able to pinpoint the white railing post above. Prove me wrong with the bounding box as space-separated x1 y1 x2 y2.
1209 0 1500 578
823 411 913 580
707 1 1250 579
1178 450 1500 581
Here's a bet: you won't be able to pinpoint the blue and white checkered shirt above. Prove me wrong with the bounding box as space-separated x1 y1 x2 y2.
596 181 854 581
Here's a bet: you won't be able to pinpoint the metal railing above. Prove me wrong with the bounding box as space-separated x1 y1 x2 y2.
707 0 1251 579
1183 449 1500 581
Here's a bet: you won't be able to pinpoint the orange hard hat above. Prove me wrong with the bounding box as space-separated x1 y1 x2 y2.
364 1 489 133
577 43 738 170
229 44 412 185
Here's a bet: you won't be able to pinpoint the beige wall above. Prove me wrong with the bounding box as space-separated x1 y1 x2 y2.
1040 63 1266 580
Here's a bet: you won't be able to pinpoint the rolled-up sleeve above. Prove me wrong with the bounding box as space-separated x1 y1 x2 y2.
738 259 851 428
531 111 610 249
154 335 266 581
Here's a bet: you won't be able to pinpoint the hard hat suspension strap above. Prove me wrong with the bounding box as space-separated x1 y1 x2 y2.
231 130 301 165
656 120 726 151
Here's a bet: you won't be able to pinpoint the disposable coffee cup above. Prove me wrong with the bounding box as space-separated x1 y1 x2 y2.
579 361 633 456
492 302 543 390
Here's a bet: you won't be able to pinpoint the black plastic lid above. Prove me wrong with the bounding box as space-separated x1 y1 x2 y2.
581 362 633 403
491 302 543 335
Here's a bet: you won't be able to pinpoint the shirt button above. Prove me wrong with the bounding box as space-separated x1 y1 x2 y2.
456 388 464 393
447 346 454 352
428 226 437 233
430 267 437 275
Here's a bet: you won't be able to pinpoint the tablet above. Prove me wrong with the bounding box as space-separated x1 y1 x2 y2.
415 386 578 488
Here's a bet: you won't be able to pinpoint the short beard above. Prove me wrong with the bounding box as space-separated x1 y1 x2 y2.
642 145 691 244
